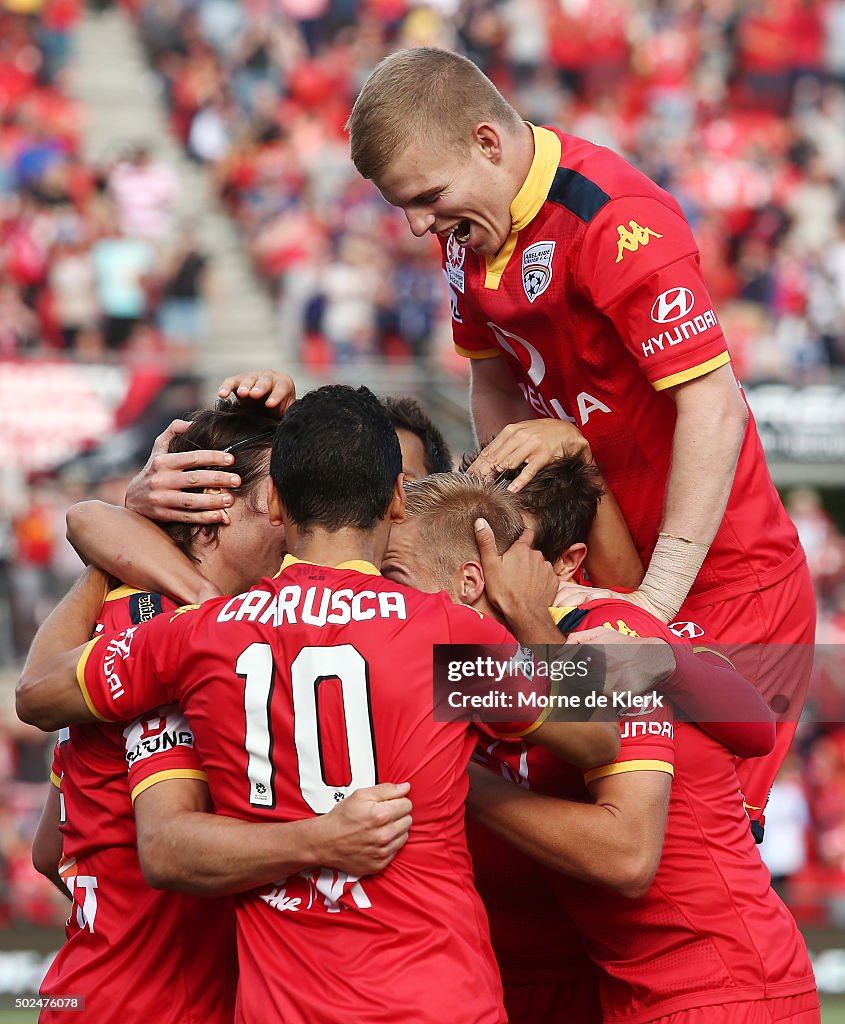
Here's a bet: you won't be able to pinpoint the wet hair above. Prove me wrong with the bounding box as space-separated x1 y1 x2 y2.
384 395 452 475
270 385 402 531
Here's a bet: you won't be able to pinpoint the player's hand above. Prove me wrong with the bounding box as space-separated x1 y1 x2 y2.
467 420 593 493
475 519 558 621
320 782 413 876
125 419 241 524
554 580 615 608
217 369 296 417
565 627 676 697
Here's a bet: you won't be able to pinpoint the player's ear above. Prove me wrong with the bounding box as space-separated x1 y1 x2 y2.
455 560 484 604
388 474 405 525
553 542 587 581
473 123 504 163
267 479 284 526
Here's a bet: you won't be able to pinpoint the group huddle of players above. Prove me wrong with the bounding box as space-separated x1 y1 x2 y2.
16 376 819 1024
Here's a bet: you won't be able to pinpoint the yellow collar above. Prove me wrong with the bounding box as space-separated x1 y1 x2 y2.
484 124 562 289
276 554 382 577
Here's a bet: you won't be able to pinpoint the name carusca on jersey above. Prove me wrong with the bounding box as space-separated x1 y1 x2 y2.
217 585 408 627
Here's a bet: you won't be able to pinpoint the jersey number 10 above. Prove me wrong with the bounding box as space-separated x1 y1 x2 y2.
236 643 378 814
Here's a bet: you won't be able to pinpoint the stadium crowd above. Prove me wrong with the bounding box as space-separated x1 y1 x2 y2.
0 0 209 365
121 0 845 375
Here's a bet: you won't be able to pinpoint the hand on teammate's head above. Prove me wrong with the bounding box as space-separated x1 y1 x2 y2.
125 418 241 525
217 369 296 418
474 518 557 617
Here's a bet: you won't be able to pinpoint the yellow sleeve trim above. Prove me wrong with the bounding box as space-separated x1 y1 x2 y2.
131 768 208 803
104 584 144 603
76 636 109 721
651 352 730 391
692 645 735 669
50 771 62 789
584 758 675 784
454 344 501 360
549 606 577 624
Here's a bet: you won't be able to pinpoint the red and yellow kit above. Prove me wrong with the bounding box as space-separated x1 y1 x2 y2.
40 586 237 1024
447 124 803 605
74 557 549 1024
470 600 816 1024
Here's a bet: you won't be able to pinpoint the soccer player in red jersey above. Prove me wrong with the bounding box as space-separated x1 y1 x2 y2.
18 385 624 1024
383 471 818 1024
31 402 414 1024
347 47 816 839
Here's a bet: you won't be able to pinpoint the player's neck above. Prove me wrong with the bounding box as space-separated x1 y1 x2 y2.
285 524 390 572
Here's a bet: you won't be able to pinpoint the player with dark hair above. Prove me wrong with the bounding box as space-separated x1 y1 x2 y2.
31 400 414 1024
18 384 624 1024
383 394 453 479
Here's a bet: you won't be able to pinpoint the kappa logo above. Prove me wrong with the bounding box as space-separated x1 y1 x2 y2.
446 232 465 270
522 241 555 303
615 221 663 263
651 287 695 324
670 620 705 639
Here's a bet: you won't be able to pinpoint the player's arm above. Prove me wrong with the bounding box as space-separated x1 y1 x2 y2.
134 778 412 895
466 760 670 898
67 500 220 605
16 568 109 730
32 784 70 899
468 356 533 446
633 364 747 620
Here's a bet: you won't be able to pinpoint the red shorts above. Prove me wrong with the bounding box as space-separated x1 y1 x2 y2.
503 975 601 1024
648 989 820 1023
674 558 816 833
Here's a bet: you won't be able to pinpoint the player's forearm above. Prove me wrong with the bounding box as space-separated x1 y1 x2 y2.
32 787 71 900
139 812 329 895
660 386 747 547
584 479 644 590
67 501 219 605
469 360 533 445
17 569 107 729
635 370 747 621
466 770 657 898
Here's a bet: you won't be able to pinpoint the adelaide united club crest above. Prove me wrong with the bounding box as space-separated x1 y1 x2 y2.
522 240 555 303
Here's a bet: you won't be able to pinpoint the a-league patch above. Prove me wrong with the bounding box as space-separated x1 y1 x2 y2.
129 591 165 624
522 241 555 303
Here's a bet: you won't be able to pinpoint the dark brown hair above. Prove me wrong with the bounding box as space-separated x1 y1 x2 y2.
164 399 279 554
460 451 604 563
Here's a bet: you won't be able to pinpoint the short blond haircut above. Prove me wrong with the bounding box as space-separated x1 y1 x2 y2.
346 47 522 181
403 473 524 589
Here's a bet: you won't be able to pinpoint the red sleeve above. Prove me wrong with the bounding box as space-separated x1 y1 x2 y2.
444 603 541 739
123 705 206 803
579 196 730 390
665 648 776 759
76 605 196 722
566 601 676 783
50 739 63 790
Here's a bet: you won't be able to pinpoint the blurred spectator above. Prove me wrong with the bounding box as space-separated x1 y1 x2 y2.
91 220 155 348
108 143 179 240
760 753 811 900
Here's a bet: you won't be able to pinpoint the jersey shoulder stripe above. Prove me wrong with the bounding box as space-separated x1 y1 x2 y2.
547 166 611 222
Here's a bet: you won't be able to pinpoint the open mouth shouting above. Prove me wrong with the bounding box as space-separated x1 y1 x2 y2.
451 220 471 245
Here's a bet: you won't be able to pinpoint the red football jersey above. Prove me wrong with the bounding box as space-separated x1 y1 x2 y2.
448 124 803 604
76 556 534 1024
40 585 237 1024
471 600 815 1023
